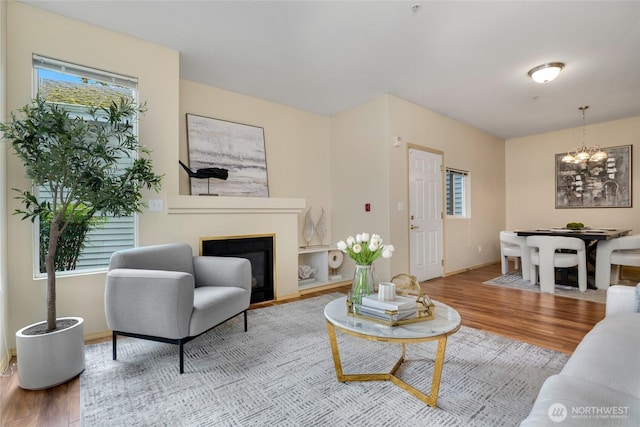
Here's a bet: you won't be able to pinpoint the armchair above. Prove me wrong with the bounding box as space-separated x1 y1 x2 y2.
526 236 586 294
105 243 252 373
500 231 530 280
595 234 640 289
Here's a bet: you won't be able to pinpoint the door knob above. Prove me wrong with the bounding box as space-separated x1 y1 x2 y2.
410 225 420 230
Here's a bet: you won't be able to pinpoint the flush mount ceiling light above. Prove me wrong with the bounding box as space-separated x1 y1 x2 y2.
528 62 565 83
562 106 608 164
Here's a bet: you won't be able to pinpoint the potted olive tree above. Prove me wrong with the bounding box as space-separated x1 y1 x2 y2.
1 96 162 389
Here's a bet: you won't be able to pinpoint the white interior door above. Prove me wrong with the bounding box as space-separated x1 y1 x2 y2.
409 148 443 281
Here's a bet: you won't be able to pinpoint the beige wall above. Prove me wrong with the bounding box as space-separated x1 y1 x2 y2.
387 96 506 275
178 79 332 246
14 1 619 353
506 116 640 233
331 95 506 280
330 96 392 279
5 2 180 348
4 3 333 349
1 0 9 368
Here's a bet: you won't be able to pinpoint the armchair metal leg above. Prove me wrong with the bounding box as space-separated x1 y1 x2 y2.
112 309 248 374
179 341 185 374
244 310 248 332
112 331 117 361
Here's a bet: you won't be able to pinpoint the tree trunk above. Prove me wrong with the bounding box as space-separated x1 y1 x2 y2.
45 218 60 331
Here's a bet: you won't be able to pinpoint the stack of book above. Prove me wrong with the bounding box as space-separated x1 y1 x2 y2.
356 294 417 322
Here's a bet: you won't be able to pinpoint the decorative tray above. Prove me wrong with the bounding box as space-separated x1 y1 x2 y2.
346 273 435 327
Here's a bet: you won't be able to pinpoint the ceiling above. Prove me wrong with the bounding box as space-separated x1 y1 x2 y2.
22 1 640 139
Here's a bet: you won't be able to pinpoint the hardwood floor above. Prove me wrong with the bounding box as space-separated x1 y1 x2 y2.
0 262 606 426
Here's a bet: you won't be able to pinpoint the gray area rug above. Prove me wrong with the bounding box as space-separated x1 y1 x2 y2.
81 293 567 426
484 272 606 304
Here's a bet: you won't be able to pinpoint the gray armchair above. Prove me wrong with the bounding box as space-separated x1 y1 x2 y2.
105 243 252 373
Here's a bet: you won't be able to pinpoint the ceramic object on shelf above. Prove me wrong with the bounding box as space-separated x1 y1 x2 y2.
315 207 327 244
303 207 315 246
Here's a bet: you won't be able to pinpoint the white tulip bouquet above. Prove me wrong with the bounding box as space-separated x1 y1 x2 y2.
336 232 394 265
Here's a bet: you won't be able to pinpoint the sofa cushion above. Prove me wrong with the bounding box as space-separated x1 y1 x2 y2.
520 375 640 426
560 313 640 399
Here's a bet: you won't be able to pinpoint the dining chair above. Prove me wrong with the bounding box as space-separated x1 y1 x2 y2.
526 236 586 294
595 234 640 289
499 231 530 280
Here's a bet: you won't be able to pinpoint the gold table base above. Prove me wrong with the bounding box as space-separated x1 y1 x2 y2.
326 320 456 408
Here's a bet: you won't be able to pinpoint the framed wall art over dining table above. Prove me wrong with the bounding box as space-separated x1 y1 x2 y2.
555 145 631 209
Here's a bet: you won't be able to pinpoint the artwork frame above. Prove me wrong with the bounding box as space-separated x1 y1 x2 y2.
185 114 269 197
555 145 632 208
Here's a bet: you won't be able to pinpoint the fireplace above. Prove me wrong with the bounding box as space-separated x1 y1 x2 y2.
200 235 274 303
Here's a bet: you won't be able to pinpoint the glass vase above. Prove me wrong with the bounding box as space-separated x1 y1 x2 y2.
351 264 376 306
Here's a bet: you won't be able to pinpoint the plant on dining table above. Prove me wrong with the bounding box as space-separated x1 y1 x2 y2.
337 233 394 305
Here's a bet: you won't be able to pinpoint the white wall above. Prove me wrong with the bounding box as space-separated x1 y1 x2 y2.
506 116 640 233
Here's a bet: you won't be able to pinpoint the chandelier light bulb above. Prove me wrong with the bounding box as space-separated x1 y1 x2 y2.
562 106 608 164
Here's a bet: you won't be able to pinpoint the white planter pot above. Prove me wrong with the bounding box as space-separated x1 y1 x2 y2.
16 316 86 390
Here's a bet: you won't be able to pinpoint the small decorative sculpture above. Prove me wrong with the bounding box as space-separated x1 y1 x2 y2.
315 207 327 245
179 160 228 196
303 207 315 246
298 264 316 280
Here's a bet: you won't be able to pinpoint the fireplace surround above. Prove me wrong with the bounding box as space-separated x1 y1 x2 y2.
200 234 274 303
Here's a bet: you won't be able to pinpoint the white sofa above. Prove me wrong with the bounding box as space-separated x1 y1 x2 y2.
521 285 640 426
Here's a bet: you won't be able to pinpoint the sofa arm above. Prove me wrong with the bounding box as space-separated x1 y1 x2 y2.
605 285 638 317
192 256 252 293
105 268 195 339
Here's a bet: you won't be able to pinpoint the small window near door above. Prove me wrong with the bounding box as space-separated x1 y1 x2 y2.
445 168 469 217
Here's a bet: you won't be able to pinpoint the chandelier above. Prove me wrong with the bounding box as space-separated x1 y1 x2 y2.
561 106 608 163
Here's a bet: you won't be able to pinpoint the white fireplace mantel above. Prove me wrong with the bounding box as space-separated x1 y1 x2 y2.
167 195 306 215
164 195 306 300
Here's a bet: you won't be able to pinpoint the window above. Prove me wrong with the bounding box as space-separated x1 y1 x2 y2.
33 55 139 274
445 168 469 217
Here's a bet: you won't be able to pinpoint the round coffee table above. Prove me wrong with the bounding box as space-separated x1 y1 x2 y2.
324 296 461 407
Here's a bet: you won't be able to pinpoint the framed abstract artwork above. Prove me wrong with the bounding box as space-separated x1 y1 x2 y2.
555 145 631 208
185 114 269 197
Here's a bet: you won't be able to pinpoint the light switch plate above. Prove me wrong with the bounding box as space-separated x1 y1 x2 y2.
148 199 163 212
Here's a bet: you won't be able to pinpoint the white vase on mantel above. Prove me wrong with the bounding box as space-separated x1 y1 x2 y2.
315 207 327 245
303 207 315 246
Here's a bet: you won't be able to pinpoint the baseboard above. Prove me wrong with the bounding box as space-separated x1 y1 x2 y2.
85 330 113 344
445 260 500 277
0 352 10 373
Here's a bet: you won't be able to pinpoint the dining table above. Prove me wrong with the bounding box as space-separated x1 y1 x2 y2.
515 228 631 288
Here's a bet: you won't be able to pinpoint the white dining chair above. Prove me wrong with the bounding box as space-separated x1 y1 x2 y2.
526 236 587 294
595 234 640 289
499 231 530 280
